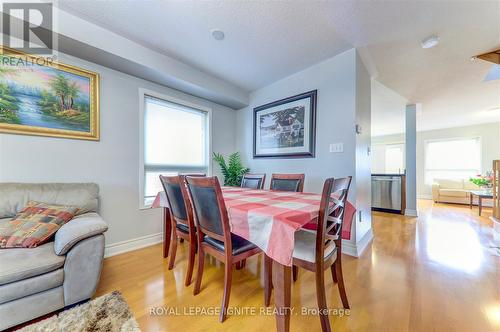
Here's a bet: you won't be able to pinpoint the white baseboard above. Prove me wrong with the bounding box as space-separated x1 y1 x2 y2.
405 209 418 217
105 232 163 258
342 229 373 257
417 194 432 200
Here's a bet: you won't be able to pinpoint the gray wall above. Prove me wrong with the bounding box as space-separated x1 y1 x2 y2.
0 52 237 249
372 122 500 197
236 49 373 251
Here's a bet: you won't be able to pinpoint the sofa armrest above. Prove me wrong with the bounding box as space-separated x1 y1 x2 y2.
431 183 440 201
54 212 108 255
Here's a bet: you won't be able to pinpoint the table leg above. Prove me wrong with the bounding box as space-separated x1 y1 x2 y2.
470 193 473 209
163 208 172 258
479 197 482 216
272 260 292 332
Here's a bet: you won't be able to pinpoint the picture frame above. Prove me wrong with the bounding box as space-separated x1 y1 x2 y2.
0 46 100 140
253 90 317 158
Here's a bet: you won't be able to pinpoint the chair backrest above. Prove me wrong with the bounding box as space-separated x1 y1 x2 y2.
185 176 231 244
270 173 305 192
241 173 266 189
159 175 195 232
315 176 352 263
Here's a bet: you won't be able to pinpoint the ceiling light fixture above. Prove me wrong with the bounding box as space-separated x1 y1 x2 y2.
211 29 225 41
421 35 439 49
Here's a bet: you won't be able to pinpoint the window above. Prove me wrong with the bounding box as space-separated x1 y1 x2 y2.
141 92 210 207
385 144 405 174
371 143 405 174
424 137 481 185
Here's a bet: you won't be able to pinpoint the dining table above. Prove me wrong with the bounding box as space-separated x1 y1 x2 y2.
151 186 354 332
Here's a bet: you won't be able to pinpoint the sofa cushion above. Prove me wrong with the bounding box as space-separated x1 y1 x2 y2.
439 189 469 198
0 183 99 219
0 202 78 248
0 268 63 304
0 242 65 285
434 179 464 189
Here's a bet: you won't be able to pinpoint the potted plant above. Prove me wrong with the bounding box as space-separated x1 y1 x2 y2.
469 171 494 190
213 152 250 187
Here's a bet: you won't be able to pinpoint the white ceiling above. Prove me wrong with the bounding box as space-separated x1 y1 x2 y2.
57 0 500 134
56 1 352 92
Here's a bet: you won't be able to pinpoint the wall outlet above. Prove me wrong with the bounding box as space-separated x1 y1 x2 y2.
329 143 343 153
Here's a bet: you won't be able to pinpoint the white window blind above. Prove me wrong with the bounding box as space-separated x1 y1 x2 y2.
143 95 208 206
425 137 481 185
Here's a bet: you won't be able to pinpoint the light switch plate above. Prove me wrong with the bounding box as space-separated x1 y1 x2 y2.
329 143 343 153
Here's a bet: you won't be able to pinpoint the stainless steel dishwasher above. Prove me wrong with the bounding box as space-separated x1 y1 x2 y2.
371 175 403 213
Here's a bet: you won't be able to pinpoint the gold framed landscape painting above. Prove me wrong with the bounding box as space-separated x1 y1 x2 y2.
0 46 99 140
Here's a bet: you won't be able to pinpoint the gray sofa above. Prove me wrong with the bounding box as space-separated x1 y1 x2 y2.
0 183 108 330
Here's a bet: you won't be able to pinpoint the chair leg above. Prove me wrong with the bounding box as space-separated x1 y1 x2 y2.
193 247 205 295
330 264 338 283
220 260 233 322
292 265 298 282
235 261 243 270
163 209 171 258
168 233 177 270
180 238 184 243
335 259 350 309
184 240 196 286
264 255 272 307
315 268 331 332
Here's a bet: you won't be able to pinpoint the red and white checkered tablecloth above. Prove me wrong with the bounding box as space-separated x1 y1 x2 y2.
152 187 355 266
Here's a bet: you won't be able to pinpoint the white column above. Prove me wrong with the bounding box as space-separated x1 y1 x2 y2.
405 104 419 216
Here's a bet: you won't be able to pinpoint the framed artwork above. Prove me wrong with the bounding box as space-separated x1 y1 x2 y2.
0 46 99 140
253 90 317 158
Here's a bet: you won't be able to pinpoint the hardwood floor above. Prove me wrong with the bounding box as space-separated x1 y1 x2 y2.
95 200 499 331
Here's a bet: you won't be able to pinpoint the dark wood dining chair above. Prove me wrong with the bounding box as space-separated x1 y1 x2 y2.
270 173 305 192
266 173 305 282
237 173 266 270
241 173 266 189
185 176 261 322
159 175 197 286
265 176 352 332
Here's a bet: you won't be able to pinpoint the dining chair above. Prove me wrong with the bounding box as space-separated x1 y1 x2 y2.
185 176 262 322
267 173 305 281
236 173 266 270
159 175 197 286
176 173 205 243
265 176 352 332
270 173 305 192
241 173 266 189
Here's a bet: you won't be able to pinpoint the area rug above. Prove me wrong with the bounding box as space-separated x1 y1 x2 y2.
18 291 140 332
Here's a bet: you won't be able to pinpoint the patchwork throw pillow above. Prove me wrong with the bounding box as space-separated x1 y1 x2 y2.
0 202 79 248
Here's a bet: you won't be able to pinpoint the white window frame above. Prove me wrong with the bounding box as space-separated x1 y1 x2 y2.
139 88 213 209
423 136 482 185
